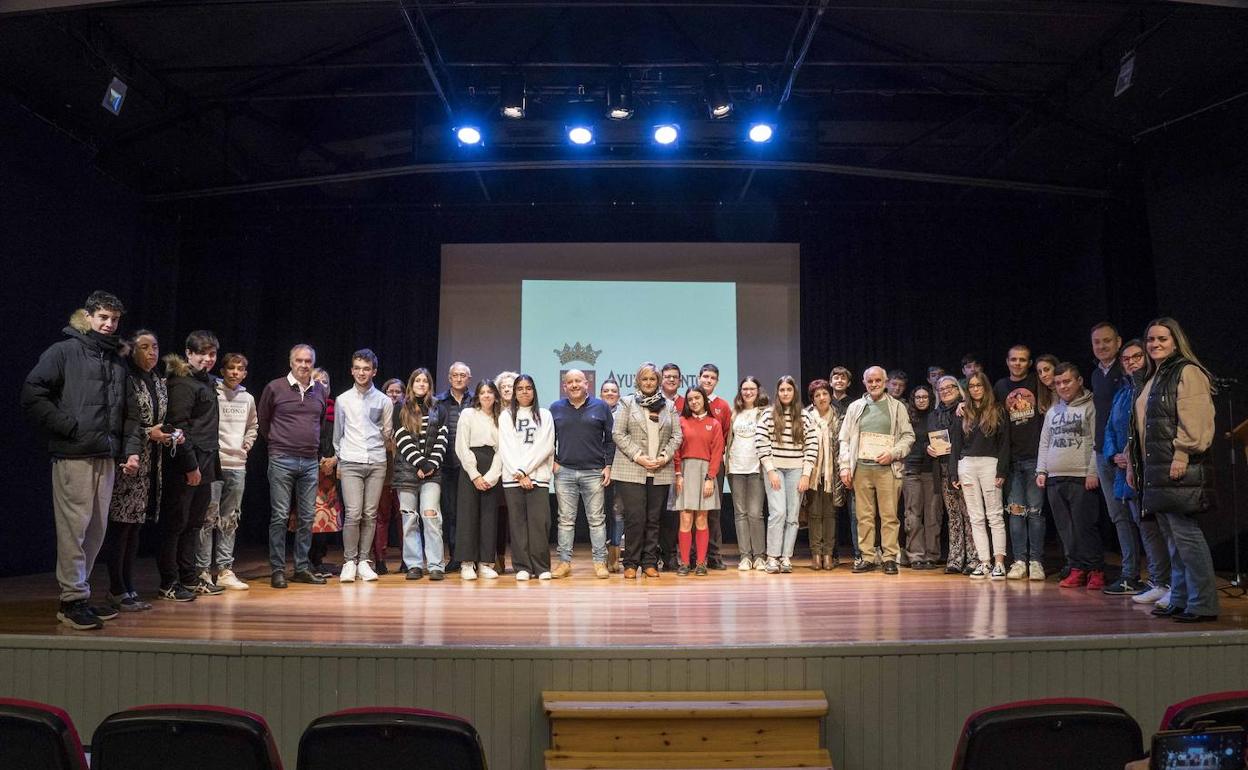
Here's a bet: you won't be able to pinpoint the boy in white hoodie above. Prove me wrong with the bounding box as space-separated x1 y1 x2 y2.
1036 362 1103 590
198 352 258 590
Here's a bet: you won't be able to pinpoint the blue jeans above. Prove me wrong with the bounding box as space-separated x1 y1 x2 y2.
398 484 443 571
554 467 607 564
1155 510 1219 617
764 467 803 559
267 455 319 573
198 467 246 572
1097 453 1140 579
605 483 625 547
1130 498 1171 587
1005 458 1045 563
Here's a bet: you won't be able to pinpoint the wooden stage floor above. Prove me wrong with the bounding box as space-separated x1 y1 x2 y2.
3 548 1246 648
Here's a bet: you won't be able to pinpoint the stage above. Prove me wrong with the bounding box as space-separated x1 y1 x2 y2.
2 549 1246 769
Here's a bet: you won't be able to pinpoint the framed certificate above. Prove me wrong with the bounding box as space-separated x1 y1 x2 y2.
928 429 951 456
858 431 893 461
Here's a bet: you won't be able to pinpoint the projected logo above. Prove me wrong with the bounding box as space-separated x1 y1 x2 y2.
554 342 602 396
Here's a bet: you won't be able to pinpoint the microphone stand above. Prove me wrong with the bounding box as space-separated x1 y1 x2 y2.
1215 376 1244 596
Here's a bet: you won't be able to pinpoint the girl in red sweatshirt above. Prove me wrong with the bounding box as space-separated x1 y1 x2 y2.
673 388 725 575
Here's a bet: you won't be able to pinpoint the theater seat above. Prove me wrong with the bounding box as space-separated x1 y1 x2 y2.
1161 691 1248 731
298 707 487 770
950 697 1143 770
0 697 88 770
91 704 283 770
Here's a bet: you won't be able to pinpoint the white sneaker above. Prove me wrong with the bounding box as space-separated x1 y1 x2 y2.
990 563 1007 581
216 569 249 591
537 571 552 580
738 557 753 572
1133 584 1169 604
340 561 357 583
356 561 379 582
969 564 990 580
765 557 780 574
1028 560 1046 581
478 564 499 579
198 570 216 588
515 570 530 581
755 557 769 571
1006 561 1027 580
1154 588 1172 608
461 563 477 581
779 557 793 573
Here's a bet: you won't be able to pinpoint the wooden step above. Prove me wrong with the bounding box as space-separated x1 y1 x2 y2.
544 691 829 720
543 691 828 753
545 749 834 770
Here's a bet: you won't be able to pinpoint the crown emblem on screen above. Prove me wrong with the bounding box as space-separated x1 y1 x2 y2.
554 342 602 365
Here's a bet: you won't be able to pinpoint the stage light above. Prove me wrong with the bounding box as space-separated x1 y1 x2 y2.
567 125 594 145
455 125 483 146
101 77 127 116
606 69 634 120
703 71 732 119
653 124 679 145
748 122 775 143
500 71 526 119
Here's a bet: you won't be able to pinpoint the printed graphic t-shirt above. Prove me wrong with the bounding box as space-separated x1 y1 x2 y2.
994 373 1040 461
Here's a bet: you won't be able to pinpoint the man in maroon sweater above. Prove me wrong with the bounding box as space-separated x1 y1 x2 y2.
258 344 335 588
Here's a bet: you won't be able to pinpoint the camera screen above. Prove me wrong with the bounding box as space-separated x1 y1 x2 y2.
1151 728 1247 770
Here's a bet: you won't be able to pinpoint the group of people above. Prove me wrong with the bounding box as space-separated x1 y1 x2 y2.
23 290 1222 630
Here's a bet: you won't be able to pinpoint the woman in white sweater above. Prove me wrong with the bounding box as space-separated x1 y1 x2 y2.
454 380 504 580
499 374 555 580
727 376 769 572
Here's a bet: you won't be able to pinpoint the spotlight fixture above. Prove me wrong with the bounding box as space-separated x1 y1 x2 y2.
703 71 732 119
653 124 679 145
748 122 775 143
455 125 483 146
606 69 634 120
101 76 127 116
567 125 594 145
500 71 526 119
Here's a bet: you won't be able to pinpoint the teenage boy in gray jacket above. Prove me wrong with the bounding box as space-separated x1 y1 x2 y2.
1036 362 1104 590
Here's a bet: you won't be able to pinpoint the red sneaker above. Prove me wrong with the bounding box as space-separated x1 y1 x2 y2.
1059 568 1087 588
1085 570 1106 591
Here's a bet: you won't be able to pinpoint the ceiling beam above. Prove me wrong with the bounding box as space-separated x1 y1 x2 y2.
145 157 1111 202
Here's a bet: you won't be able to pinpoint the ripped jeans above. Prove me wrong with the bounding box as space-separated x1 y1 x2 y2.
1005 458 1046 564
399 483 444 571
197 468 246 572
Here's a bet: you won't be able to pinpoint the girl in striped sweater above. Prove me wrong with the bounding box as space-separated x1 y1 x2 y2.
756 376 819 573
392 368 450 581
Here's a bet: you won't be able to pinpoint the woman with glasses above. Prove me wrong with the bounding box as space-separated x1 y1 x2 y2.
933 377 976 574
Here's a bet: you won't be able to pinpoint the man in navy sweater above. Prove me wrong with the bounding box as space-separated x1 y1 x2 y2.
550 369 615 579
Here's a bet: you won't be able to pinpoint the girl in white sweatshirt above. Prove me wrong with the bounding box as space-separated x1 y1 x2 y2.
454 380 504 580
499 374 555 580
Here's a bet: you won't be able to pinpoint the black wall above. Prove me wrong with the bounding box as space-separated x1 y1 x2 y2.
2 95 174 577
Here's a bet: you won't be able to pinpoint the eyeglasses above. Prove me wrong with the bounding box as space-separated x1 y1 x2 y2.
938 386 958 392
1122 353 1145 362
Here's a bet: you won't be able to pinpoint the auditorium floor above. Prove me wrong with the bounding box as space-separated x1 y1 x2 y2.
1 547 1245 647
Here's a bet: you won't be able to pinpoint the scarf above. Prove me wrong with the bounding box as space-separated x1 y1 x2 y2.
635 390 665 418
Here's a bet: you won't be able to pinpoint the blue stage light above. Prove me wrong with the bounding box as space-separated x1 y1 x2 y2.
567 125 594 145
748 123 775 143
455 125 482 146
653 124 679 145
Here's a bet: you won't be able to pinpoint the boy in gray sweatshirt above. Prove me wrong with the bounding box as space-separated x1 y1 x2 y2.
1036 362 1103 589
198 352 258 590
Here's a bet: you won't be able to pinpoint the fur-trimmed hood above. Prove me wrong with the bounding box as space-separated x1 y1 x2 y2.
163 353 192 378
69 308 91 333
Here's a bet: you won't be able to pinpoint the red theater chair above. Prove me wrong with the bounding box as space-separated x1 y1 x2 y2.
297 707 487 770
950 697 1143 770
0 697 88 770
1161 691 1248 731
91 704 283 770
